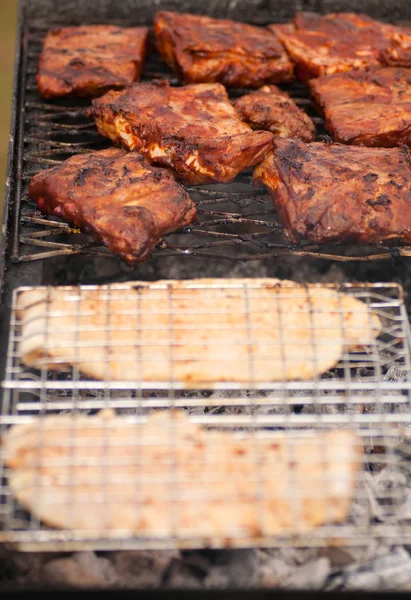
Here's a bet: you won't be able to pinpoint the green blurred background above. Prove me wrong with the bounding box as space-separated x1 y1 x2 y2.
0 0 18 212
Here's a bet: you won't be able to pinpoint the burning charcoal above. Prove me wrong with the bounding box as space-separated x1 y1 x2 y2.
204 550 259 588
110 551 178 588
38 552 118 588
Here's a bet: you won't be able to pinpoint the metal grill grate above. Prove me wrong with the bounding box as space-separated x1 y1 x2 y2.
14 24 411 266
2 280 411 551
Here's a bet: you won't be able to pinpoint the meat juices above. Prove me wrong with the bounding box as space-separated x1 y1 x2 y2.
28 148 197 265
254 138 411 246
37 25 150 99
88 80 274 184
154 10 294 88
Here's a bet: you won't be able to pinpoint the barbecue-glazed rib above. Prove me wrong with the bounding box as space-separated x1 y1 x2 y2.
88 81 274 184
37 25 150 99
233 85 315 142
309 67 411 147
28 148 196 265
253 138 411 245
269 12 411 82
154 11 294 88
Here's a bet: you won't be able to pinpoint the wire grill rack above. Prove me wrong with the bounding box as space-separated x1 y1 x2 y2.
2 280 411 550
14 23 411 266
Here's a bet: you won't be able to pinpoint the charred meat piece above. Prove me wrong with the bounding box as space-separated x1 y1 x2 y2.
310 67 411 147
88 81 274 184
37 25 150 99
269 12 410 82
253 138 411 245
154 11 294 88
28 148 196 265
233 85 315 142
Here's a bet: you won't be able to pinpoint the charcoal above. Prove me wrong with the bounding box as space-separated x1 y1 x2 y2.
37 552 118 588
204 550 259 588
110 550 178 588
259 555 331 589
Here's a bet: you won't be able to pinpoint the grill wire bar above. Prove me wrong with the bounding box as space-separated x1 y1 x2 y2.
2 280 411 551
13 23 411 265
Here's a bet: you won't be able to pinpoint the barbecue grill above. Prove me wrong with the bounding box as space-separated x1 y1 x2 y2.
3 0 411 568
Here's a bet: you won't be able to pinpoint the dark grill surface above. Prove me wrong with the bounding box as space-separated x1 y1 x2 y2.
13 21 411 267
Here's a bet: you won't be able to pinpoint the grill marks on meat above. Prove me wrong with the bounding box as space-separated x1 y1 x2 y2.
233 85 315 142
269 12 411 82
28 148 196 265
88 81 274 184
253 138 411 245
37 25 150 99
154 11 294 88
310 67 411 147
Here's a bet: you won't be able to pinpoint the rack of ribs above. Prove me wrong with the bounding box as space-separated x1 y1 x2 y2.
28 148 197 265
269 12 411 82
37 25 150 99
88 80 274 184
309 67 411 147
253 138 411 246
154 10 294 88
233 85 315 141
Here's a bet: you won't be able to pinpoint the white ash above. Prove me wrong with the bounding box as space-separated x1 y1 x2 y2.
327 547 411 591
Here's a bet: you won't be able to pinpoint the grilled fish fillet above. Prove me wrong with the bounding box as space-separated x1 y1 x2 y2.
269 12 411 82
3 409 363 537
233 85 315 141
28 148 196 265
254 138 411 245
154 11 294 88
310 67 411 147
88 81 274 184
16 278 381 386
37 25 150 99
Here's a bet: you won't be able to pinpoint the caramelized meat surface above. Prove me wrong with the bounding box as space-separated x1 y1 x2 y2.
28 148 196 264
381 28 411 66
269 12 410 82
310 67 411 147
233 85 315 142
88 81 274 184
37 25 150 99
253 138 411 245
154 11 294 88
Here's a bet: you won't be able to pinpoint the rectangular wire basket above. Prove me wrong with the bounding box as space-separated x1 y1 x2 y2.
2 279 411 551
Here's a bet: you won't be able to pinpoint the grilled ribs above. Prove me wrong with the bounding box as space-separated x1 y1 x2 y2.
28 148 196 264
154 11 294 88
88 81 274 184
269 12 411 82
310 67 411 147
37 25 150 99
233 85 315 142
253 138 411 245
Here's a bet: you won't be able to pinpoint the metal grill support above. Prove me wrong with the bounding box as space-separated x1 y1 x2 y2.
2 280 411 551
